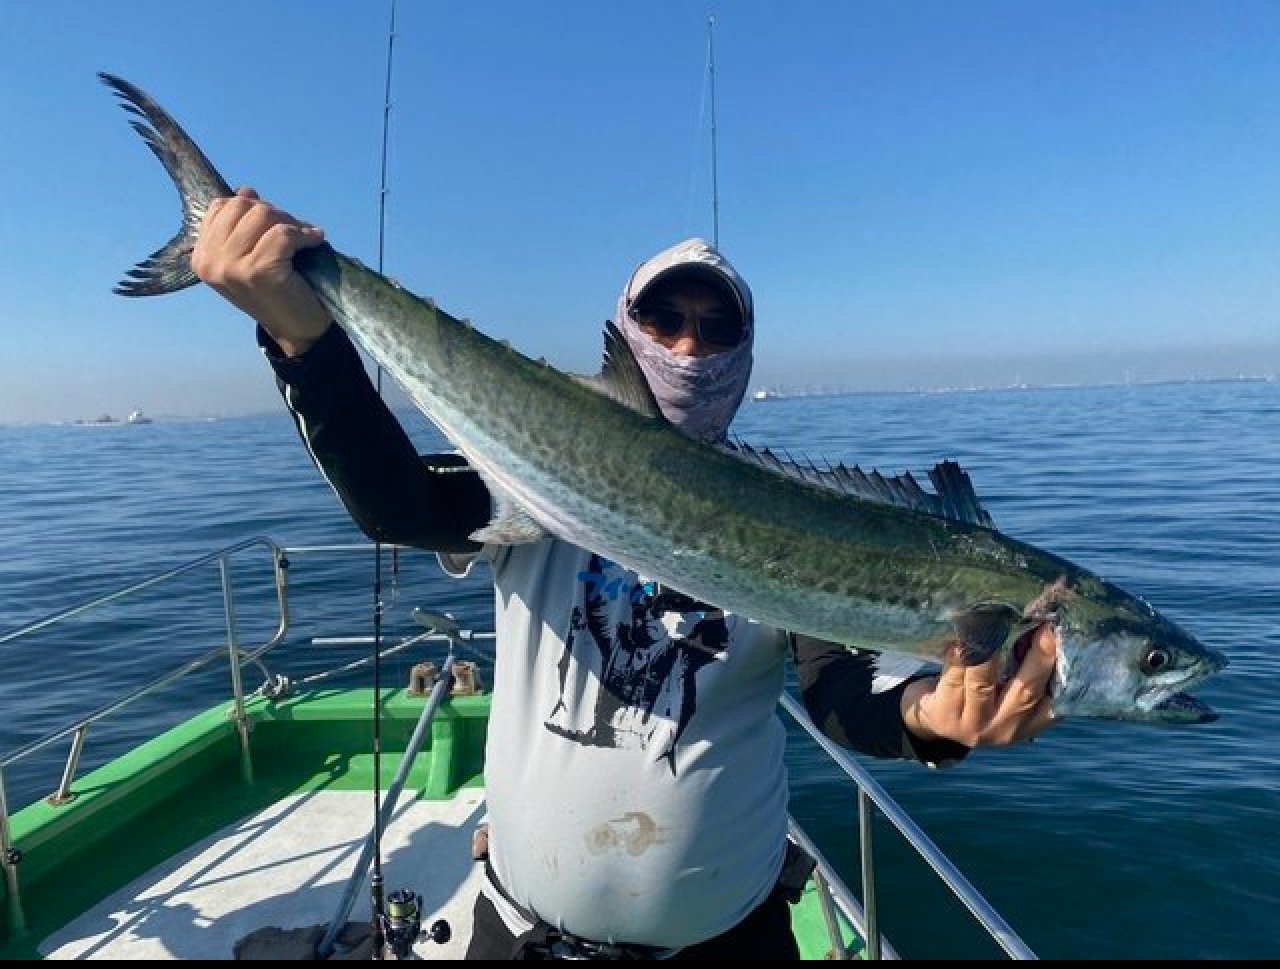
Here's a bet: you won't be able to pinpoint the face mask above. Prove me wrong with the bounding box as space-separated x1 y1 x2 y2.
618 313 753 442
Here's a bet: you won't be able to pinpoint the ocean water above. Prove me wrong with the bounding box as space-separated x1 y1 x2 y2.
1 380 1277 959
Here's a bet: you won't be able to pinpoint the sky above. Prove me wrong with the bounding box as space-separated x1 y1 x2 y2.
1 0 1277 423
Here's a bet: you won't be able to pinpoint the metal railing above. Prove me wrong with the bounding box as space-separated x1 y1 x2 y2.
0 538 1035 960
0 536 300 932
0 538 294 795
778 692 1037 959
0 538 457 930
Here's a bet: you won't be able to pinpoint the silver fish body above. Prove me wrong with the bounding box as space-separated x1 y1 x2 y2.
101 73 1227 724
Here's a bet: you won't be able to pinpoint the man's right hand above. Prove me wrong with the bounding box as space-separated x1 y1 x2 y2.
191 186 331 357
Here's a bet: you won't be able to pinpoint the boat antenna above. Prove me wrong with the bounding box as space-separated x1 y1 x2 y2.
370 0 397 957
707 12 720 248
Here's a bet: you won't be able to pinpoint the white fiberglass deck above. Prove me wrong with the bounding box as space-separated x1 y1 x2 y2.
39 788 487 960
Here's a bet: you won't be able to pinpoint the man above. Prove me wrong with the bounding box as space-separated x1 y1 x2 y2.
193 189 1057 959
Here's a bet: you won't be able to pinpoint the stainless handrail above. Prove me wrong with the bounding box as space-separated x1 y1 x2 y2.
0 763 24 934
0 540 435 776
0 537 289 773
48 727 87 806
0 536 302 924
220 556 254 785
859 786 881 959
778 691 1037 960
0 537 286 647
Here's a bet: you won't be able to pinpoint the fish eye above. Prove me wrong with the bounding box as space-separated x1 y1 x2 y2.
1142 647 1172 674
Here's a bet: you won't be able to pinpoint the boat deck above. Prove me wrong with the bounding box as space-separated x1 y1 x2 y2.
6 687 864 960
41 788 486 959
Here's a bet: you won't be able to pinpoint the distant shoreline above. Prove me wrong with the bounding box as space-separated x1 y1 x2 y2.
4 374 1274 427
746 373 1277 402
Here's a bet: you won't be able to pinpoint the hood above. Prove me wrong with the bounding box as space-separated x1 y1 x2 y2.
613 237 755 442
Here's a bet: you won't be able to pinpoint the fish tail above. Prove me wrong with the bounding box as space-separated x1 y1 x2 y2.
100 72 232 297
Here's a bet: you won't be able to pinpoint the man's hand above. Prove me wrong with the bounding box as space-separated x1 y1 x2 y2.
191 186 330 357
900 624 1058 748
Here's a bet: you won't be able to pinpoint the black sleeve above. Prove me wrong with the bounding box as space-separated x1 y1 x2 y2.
259 324 491 553
789 632 970 767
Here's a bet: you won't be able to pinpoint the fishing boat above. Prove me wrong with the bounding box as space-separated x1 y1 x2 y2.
3 3 1034 956
0 538 1037 960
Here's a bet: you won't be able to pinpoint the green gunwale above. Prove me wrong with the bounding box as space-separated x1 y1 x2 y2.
0 689 488 959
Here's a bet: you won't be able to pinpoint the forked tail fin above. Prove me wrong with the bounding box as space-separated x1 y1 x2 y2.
99 72 232 296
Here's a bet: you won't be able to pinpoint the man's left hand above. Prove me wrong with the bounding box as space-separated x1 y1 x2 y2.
900 624 1058 748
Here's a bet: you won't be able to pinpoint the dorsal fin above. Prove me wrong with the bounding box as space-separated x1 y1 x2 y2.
573 321 663 419
927 459 994 528
724 440 996 528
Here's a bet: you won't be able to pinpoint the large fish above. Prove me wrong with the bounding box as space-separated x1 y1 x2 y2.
101 73 1227 724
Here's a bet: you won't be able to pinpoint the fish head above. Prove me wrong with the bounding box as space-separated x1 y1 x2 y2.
1049 605 1228 724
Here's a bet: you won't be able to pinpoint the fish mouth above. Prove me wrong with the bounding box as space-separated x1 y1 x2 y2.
1151 692 1219 724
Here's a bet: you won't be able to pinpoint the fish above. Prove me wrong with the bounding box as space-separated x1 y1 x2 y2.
99 72 1227 725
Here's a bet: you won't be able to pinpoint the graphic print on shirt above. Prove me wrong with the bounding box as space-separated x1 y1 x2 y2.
544 554 729 774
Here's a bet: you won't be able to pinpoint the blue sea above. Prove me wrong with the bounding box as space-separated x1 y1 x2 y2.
2 380 1277 959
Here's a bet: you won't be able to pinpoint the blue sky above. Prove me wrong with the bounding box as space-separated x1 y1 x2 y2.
2 1 1277 422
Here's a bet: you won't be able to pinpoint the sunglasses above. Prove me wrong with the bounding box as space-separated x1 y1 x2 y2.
630 302 747 349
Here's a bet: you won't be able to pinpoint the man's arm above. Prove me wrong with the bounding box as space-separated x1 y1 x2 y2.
191 186 490 551
792 625 1058 766
262 324 489 552
790 634 970 766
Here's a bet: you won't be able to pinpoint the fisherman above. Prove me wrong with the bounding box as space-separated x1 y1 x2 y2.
193 187 1059 960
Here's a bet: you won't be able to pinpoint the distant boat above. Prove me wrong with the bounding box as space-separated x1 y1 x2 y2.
126 409 153 424
752 388 784 401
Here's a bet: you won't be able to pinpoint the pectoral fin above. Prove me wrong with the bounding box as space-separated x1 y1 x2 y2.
951 602 1024 664
467 481 548 546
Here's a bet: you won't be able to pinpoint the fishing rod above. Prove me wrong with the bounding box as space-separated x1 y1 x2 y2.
369 0 396 957
707 12 720 249
682 13 720 245
315 0 448 959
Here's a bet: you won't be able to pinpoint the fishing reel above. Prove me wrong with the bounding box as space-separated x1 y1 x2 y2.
375 889 450 960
